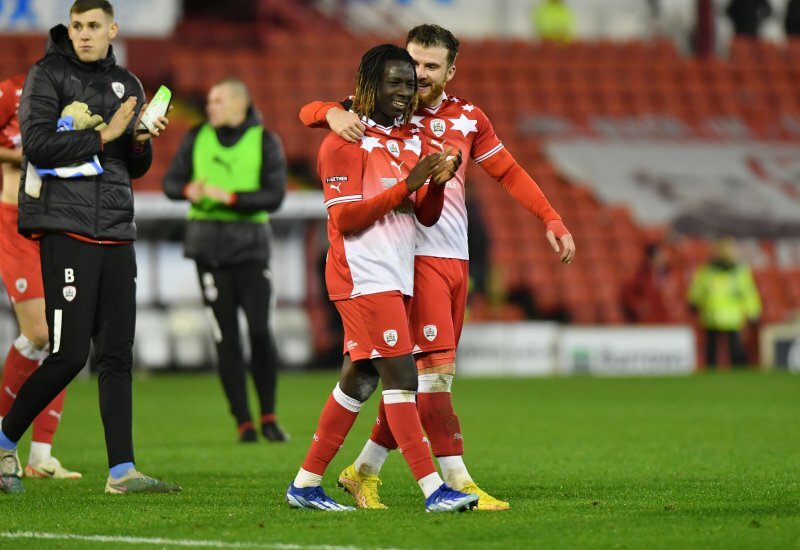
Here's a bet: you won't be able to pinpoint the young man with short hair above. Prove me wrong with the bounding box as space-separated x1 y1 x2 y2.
0 0 179 495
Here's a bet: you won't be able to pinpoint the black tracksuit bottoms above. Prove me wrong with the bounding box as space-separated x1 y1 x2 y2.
197 260 280 428
2 233 137 467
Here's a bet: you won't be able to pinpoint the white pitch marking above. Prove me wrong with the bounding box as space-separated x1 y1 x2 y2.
0 531 406 550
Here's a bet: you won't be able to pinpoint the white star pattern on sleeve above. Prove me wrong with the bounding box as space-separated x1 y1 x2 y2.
462 104 475 112
449 114 478 137
360 136 385 153
403 136 422 155
411 115 425 128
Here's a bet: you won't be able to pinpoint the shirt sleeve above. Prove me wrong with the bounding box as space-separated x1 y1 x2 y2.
162 126 199 200
298 97 354 129
414 180 445 227
479 147 563 224
469 106 505 163
320 134 364 210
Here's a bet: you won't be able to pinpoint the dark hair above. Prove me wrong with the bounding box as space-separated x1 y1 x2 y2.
70 0 114 18
406 24 459 67
352 44 418 125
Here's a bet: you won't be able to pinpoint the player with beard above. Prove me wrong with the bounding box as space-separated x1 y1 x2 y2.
286 44 478 513
299 24 575 511
0 74 81 482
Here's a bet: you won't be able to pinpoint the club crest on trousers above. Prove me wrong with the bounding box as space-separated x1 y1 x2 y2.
63 285 76 302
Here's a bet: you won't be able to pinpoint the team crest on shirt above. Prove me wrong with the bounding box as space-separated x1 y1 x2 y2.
430 119 446 138
111 82 125 98
423 324 438 342
63 285 76 302
15 278 27 294
386 140 400 158
383 329 398 347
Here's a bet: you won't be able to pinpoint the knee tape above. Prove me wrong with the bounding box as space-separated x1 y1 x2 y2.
418 373 453 394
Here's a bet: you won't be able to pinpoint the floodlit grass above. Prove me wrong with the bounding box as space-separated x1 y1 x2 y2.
1 370 798 549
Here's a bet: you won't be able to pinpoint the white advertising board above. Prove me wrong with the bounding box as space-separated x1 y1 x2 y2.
760 323 800 372
456 322 559 377
558 326 696 376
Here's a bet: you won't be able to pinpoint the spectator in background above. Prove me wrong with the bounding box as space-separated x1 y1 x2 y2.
163 78 290 443
786 0 800 36
726 0 773 37
688 239 761 369
622 242 674 324
532 0 575 42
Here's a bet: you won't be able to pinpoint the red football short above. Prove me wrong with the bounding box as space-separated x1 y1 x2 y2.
0 203 43 304
335 290 413 361
410 256 469 357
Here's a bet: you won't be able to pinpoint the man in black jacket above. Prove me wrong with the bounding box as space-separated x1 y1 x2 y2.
163 78 289 443
0 0 180 495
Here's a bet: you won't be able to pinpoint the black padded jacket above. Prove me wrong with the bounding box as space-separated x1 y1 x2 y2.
18 24 151 241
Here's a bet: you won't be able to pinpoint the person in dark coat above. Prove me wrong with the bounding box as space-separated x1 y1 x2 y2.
0 0 180 495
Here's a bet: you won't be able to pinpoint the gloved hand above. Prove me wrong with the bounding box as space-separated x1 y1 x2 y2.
61 101 108 130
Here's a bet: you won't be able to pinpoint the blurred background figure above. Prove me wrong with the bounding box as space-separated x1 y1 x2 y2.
726 0 773 37
622 241 677 324
532 0 575 42
163 78 289 443
688 239 762 369
786 0 800 36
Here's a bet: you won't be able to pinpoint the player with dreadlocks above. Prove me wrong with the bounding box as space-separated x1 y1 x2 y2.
301 24 576 512
285 44 477 513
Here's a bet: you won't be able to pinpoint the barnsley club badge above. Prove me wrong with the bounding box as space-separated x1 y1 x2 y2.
111 82 125 98
383 329 398 347
386 140 400 158
15 278 27 294
423 324 438 342
430 119 446 138
63 285 77 302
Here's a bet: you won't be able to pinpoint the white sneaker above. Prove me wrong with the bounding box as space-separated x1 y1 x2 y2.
25 456 82 479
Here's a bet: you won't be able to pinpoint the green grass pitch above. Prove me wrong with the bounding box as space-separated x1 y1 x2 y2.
1 370 798 549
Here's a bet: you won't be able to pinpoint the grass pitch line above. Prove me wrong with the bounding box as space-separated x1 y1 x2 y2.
0 531 404 550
